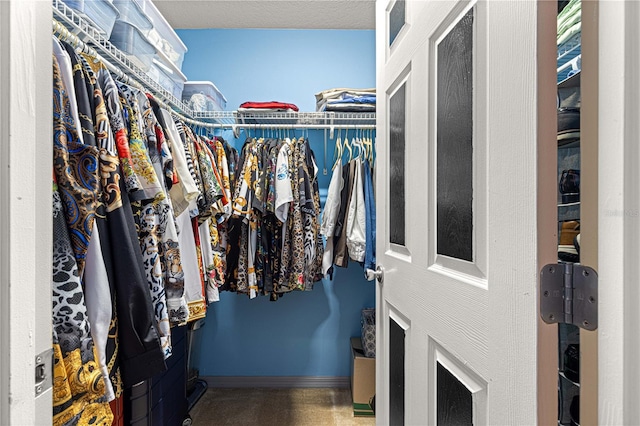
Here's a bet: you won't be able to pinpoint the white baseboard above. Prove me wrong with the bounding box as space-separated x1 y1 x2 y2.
202 376 350 388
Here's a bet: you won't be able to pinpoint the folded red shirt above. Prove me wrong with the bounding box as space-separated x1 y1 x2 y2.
238 101 299 112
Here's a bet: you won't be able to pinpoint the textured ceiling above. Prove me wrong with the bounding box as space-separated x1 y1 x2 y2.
152 0 375 30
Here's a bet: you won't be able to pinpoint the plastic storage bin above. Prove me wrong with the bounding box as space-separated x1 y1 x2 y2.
61 0 120 38
182 81 227 112
149 62 185 101
141 1 188 71
112 0 153 33
109 21 156 71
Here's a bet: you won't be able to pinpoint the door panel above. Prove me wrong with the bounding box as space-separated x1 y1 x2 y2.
389 313 407 425
389 81 407 247
375 1 557 424
581 2 640 424
432 342 488 426
435 8 474 262
436 363 472 426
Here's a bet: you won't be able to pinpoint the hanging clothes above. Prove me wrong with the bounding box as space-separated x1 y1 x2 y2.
222 136 324 299
363 157 376 271
85 58 166 389
52 28 377 425
52 54 113 426
172 122 208 320
333 159 356 268
346 156 366 262
320 144 344 276
321 134 377 275
158 109 199 219
62 40 116 402
118 84 174 359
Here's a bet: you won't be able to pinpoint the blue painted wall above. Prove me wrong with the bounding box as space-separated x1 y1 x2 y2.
177 29 375 112
177 28 376 377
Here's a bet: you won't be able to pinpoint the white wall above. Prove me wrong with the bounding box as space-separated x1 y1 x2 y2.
0 1 52 424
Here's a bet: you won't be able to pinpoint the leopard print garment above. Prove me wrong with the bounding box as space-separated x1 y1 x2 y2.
52 57 112 426
301 140 324 286
276 141 295 293
131 200 173 358
52 187 112 426
120 86 176 350
286 139 307 291
138 92 188 326
232 138 259 293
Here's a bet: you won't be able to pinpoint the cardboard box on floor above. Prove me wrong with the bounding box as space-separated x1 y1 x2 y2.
351 337 375 417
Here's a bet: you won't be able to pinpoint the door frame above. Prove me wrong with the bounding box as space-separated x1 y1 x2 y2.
0 1 53 424
581 1 640 424
3 1 640 425
537 0 561 424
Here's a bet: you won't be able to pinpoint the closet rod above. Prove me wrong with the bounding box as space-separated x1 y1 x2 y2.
53 21 132 88
214 124 377 130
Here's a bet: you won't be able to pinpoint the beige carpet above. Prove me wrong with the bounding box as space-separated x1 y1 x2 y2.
189 387 376 426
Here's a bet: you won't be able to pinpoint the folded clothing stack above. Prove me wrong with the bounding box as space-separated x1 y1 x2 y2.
315 88 376 112
557 0 581 47
238 101 299 113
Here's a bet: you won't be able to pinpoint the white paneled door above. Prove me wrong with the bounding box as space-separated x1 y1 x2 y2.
374 1 557 424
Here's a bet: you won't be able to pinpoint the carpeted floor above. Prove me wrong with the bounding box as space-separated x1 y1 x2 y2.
189 387 376 425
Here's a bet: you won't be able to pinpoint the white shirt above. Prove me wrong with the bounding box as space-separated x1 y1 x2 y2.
275 140 294 223
160 109 200 216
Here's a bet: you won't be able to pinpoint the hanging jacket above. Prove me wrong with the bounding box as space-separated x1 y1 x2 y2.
346 157 366 262
363 158 376 271
321 160 344 276
333 160 356 267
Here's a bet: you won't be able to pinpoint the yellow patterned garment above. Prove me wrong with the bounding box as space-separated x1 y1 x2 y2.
52 56 113 426
52 344 112 426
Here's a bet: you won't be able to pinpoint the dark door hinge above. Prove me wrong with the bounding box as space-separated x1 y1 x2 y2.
540 263 598 330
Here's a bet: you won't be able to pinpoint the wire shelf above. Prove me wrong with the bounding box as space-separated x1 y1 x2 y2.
52 0 376 130
53 0 193 115
193 111 377 128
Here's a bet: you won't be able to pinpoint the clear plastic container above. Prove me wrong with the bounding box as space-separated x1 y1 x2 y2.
61 0 120 38
111 0 153 33
182 81 227 111
140 1 188 71
149 61 185 101
109 21 156 71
